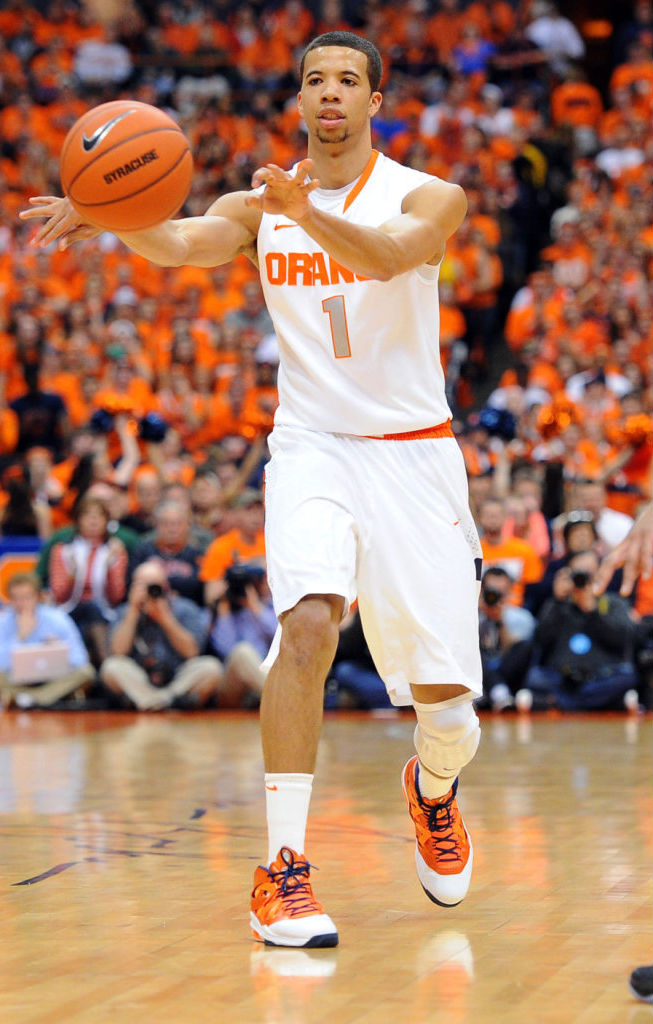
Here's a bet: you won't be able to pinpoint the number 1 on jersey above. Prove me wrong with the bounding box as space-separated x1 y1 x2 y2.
322 295 351 359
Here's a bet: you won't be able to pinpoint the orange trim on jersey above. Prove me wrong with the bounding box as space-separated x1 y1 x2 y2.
343 150 379 213
364 420 454 441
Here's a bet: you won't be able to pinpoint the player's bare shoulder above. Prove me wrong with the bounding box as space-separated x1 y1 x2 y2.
204 190 262 263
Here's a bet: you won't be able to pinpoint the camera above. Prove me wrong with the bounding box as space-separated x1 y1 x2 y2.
570 569 592 589
225 563 265 605
139 413 169 443
146 582 165 599
482 586 504 607
89 408 115 434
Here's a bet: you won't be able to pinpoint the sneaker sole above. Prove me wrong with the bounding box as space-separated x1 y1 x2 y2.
629 983 653 1004
250 912 339 948
415 841 473 907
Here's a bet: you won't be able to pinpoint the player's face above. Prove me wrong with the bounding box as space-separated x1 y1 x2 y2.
298 47 382 146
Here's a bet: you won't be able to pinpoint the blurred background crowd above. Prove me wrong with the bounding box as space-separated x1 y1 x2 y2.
0 0 651 713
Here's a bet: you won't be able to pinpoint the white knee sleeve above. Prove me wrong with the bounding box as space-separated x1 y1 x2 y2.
413 698 480 784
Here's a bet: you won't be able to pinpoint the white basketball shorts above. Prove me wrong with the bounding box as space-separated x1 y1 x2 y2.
262 424 483 705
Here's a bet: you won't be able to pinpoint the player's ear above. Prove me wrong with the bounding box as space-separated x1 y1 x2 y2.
297 92 304 117
369 91 382 118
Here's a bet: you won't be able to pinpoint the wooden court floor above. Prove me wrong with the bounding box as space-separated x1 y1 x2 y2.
0 708 650 1024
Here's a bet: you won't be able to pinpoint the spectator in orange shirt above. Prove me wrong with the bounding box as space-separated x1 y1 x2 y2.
201 489 266 607
94 357 153 421
153 363 207 453
609 37 653 94
503 494 551 561
551 70 603 130
478 497 543 606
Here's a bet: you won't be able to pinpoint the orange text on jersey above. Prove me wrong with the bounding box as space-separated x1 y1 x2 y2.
265 252 370 287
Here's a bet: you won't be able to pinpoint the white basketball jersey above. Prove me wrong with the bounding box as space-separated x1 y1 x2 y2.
257 149 452 437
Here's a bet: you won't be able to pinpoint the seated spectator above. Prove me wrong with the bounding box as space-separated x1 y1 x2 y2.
0 470 47 538
502 494 551 561
189 468 224 535
200 489 265 606
100 560 222 711
0 571 95 708
9 363 69 460
477 566 536 709
524 1 585 76
568 479 633 550
208 562 277 707
326 608 393 710
130 498 204 604
35 482 140 588
478 497 543 606
121 469 163 535
520 549 638 710
530 509 603 614
48 494 128 665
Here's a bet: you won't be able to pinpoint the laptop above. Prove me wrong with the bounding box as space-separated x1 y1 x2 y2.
10 642 71 685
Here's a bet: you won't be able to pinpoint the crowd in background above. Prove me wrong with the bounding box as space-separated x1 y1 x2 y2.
0 0 651 712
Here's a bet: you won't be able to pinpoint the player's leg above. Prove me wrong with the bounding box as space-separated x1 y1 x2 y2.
402 686 480 906
251 428 357 947
355 436 483 907
251 594 343 948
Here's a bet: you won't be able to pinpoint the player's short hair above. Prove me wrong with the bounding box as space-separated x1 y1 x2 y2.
300 32 383 93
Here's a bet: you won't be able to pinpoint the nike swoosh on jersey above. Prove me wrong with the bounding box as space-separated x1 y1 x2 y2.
82 110 135 152
274 223 297 231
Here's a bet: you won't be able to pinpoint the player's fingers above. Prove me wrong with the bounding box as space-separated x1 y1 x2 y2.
251 169 275 190
593 548 622 595
620 542 643 596
59 225 100 249
304 179 320 193
33 213 72 247
295 159 314 181
19 197 62 219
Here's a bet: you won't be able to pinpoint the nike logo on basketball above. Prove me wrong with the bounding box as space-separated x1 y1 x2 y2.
274 223 296 231
82 110 135 152
265 784 278 791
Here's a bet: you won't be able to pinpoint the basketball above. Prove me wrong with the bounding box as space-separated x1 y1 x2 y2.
59 100 193 232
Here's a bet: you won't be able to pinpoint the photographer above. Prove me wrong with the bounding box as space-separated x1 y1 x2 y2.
100 560 223 710
522 549 638 710
478 567 536 710
208 562 277 708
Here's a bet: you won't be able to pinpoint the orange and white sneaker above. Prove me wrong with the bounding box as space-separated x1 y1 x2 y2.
402 755 473 907
250 847 339 948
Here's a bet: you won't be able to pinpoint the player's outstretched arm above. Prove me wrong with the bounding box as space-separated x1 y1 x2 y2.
249 161 467 280
593 500 653 597
19 192 261 268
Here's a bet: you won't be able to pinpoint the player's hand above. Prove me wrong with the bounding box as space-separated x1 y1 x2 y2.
246 160 320 221
18 195 101 249
593 501 653 596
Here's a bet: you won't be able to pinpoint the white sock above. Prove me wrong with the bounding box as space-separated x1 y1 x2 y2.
265 772 313 865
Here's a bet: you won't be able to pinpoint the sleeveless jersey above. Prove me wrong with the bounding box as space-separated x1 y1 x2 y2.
257 149 452 437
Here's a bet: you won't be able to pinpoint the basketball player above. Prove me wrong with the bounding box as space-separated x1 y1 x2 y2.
21 32 484 949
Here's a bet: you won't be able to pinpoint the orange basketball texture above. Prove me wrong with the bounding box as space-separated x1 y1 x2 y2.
60 100 193 231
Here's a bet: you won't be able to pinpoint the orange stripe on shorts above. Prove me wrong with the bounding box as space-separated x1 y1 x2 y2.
363 420 454 441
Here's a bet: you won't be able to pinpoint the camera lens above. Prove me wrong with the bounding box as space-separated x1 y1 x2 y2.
482 588 502 606
570 570 591 589
147 583 164 599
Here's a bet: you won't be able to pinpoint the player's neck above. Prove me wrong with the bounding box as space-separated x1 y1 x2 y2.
307 136 374 190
